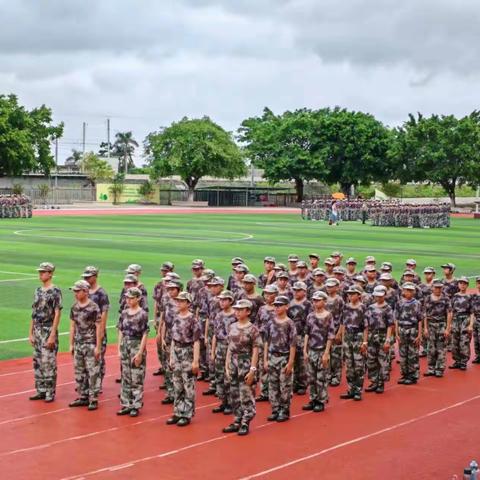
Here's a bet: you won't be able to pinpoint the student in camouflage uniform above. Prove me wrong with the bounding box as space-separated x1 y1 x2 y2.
418 267 436 357
258 256 276 288
287 281 312 394
275 271 294 300
166 292 201 427
287 254 300 285
222 299 261 436
29 262 62 403
125 264 148 303
345 257 358 281
237 274 266 319
296 261 312 288
449 277 473 371
227 257 244 292
396 283 423 384
82 266 110 392
441 263 459 298
308 268 327 298
339 287 368 401
117 287 149 417
68 280 102 411
308 253 320 272
302 291 335 412
210 290 236 413
325 278 344 386
264 295 296 422
256 284 278 402
365 287 394 394
364 265 379 294
423 280 453 378
324 257 335 277
472 277 480 364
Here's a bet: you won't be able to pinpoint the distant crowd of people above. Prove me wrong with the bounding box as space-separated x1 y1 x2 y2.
0 194 32 218
301 198 451 228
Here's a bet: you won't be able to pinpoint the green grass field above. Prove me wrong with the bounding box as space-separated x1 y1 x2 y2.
1 213 479 360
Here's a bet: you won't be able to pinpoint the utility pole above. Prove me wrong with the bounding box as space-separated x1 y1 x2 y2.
54 138 58 204
82 122 87 173
106 118 110 159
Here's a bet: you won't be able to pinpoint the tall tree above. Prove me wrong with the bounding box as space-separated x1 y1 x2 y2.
391 112 480 205
113 131 138 174
238 108 327 201
145 116 246 201
81 152 115 186
0 94 63 176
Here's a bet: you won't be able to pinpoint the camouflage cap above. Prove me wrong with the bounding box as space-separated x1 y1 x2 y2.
126 287 142 298
200 268 216 281
81 266 99 278
233 264 249 273
354 275 367 284
292 281 307 291
423 267 436 274
70 280 90 291
233 299 253 310
346 286 362 295
308 253 320 259
432 279 444 288
274 263 287 271
123 274 138 283
365 256 376 263
165 281 181 289
441 262 456 270
381 262 393 271
165 272 181 280
263 284 279 294
331 251 342 258
365 265 377 272
373 286 387 296
276 271 289 279
406 258 417 266
287 254 299 262
312 268 326 276
273 295 290 306
457 276 469 284
402 282 416 291
125 264 142 274
161 261 174 271
243 274 257 284
379 273 393 281
325 278 340 287
176 291 193 302
311 290 328 301
324 257 335 266
218 290 234 300
403 269 415 276
346 257 357 265
191 259 205 269
231 257 244 265
207 276 225 286
37 262 55 272
264 256 276 263
297 261 308 268
333 267 346 275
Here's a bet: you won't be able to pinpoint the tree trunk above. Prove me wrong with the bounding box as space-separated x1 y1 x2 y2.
185 177 199 203
340 182 352 197
441 180 456 207
294 178 304 202
187 189 194 202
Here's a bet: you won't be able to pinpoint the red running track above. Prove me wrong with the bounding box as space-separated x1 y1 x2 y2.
1 341 479 479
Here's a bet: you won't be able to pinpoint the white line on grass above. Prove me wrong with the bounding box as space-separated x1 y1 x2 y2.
0 270 36 276
0 277 37 283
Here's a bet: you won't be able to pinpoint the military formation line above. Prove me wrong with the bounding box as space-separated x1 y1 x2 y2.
0 194 33 218
29 254 479 436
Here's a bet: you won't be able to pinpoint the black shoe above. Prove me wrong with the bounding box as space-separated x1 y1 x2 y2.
69 398 89 407
365 383 377 393
403 378 414 385
197 373 206 381
276 411 289 422
397 377 407 384
153 368 164 376
435 372 443 378
472 357 480 364
161 397 174 405
409 378 418 384
223 423 240 433
340 391 354 399
44 395 55 403
353 393 362 401
159 384 167 390
238 424 249 436
459 365 467 371
313 402 325 413
129 409 139 417
88 401 98 411
212 404 226 414
223 405 233 415
117 407 131 416
423 371 435 377
375 385 384 394
448 363 460 369
302 401 315 411
419 352 427 358
29 392 46 401
115 378 121 384
166 416 180 425
177 417 190 427
296 389 306 396
267 412 279 421
255 395 269 402
203 388 216 396
330 379 340 387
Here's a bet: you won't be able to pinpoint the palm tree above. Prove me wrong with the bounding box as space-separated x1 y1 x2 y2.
64 149 82 171
113 132 138 174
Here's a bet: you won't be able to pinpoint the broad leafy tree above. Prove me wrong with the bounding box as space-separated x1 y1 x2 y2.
81 152 115 185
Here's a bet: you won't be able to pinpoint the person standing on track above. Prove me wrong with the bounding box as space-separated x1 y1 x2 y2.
68 280 102 411
29 262 62 403
258 256 276 288
82 266 110 393
472 277 480 364
325 278 344 387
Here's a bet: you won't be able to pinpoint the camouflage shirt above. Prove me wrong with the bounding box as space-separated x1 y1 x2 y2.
288 270 299 285
341 303 367 332
364 281 379 295
119 286 149 313
275 285 294 301
208 295 222 323
213 310 237 342
471 293 480 320
227 322 262 355
287 299 313 336
256 304 276 339
258 272 276 289
305 311 336 349
162 296 178 344
265 317 297 354
396 298 423 328
118 308 149 338
32 286 63 327
89 287 110 314
171 312 201 345
325 294 345 331
245 294 265 321
187 277 204 310
70 300 101 344
227 275 241 293
442 279 459 298
451 293 472 317
196 286 211 317
153 281 166 316
424 294 452 322
419 282 434 299
365 303 394 330
308 283 326 299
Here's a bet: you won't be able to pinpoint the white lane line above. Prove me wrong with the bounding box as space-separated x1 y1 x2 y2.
0 277 37 283
0 270 36 276
238 394 480 480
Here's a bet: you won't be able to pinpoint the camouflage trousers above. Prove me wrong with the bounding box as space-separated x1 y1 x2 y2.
258 342 268 397
163 340 174 398
343 332 365 394
32 325 58 398
451 315 471 368
329 342 343 384
426 322 447 374
99 332 108 388
120 337 146 410
307 348 329 404
74 342 100 402
473 319 480 360
214 341 230 404
172 343 196 419
155 320 165 368
398 326 420 380
366 330 389 387
268 353 293 413
199 316 208 376
293 334 307 391
205 321 215 383
229 353 256 425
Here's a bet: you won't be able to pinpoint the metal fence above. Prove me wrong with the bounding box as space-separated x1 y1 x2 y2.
0 187 96 205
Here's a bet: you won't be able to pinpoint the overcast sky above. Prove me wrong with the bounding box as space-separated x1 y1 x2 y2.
1 0 479 163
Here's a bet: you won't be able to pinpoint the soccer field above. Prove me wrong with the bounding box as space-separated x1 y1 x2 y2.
1 213 479 360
